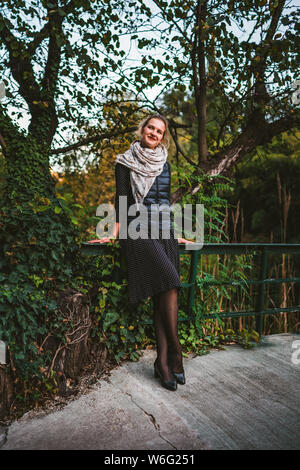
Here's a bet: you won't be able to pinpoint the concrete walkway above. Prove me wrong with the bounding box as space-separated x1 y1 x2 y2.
1 333 300 450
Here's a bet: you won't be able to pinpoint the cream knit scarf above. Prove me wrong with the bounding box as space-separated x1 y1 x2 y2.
115 140 168 208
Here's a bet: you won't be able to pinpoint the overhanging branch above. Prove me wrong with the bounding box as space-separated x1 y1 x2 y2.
171 113 300 203
169 126 197 167
51 126 137 155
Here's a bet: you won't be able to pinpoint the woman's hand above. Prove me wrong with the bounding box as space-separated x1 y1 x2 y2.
177 237 194 244
87 237 116 244
87 223 119 244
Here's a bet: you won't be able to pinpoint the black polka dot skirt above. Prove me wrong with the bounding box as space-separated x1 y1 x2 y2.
119 235 181 304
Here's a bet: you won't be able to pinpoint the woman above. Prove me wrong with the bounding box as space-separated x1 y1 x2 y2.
89 114 193 391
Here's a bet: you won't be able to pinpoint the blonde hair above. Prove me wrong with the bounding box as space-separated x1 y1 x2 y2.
136 114 170 149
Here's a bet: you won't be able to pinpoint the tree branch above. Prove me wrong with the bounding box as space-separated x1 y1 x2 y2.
197 0 208 163
171 112 300 203
29 3 64 142
151 0 190 42
206 114 299 176
252 0 286 107
0 14 42 107
50 126 137 155
191 0 208 163
27 23 51 56
169 126 197 167
216 83 255 148
168 119 190 130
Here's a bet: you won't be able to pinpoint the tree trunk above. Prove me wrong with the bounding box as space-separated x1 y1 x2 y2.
43 288 107 396
0 134 82 287
4 136 56 204
0 366 14 420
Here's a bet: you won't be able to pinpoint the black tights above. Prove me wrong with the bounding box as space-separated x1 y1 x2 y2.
153 287 183 381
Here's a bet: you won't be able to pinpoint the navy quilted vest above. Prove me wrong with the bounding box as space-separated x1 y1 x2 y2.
143 161 171 207
137 161 172 233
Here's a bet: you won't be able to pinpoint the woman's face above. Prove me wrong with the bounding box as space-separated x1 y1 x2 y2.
140 118 166 149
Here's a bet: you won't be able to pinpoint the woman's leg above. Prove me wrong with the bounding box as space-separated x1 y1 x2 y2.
154 287 183 374
153 294 174 382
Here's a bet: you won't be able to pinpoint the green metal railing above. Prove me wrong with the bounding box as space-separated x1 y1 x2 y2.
81 242 300 337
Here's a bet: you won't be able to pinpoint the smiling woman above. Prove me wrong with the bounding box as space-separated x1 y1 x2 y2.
88 114 194 392
137 115 170 149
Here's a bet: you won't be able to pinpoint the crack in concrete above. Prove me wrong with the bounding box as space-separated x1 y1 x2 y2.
106 367 178 449
0 426 8 449
123 391 177 450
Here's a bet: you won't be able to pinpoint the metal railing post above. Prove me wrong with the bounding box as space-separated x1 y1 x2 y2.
256 246 269 338
187 249 200 318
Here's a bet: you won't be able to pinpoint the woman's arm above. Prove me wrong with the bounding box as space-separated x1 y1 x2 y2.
177 237 195 244
113 222 120 239
88 222 119 244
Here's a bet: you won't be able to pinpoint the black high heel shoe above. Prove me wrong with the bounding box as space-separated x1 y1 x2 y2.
154 361 177 391
168 352 186 385
171 369 185 385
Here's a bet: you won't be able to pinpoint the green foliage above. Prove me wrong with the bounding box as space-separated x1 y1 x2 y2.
0 201 82 286
0 135 87 410
0 152 6 199
0 276 72 412
178 320 259 353
231 132 300 243
175 161 234 243
82 243 154 364
55 192 85 226
0 284 63 379
220 328 260 349
175 250 260 352
0 198 85 407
